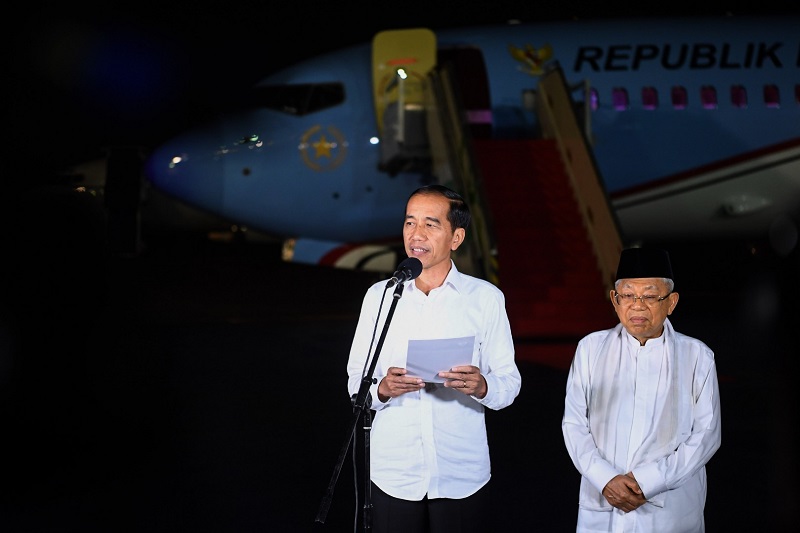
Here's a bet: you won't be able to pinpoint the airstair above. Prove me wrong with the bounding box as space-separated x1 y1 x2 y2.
373 30 622 369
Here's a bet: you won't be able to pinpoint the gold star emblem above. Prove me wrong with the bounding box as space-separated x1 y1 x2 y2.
313 134 333 158
300 125 347 171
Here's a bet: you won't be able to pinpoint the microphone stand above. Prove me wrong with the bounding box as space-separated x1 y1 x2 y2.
316 282 407 530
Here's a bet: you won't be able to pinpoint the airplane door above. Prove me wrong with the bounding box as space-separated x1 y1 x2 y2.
371 28 436 135
372 29 437 174
437 47 492 139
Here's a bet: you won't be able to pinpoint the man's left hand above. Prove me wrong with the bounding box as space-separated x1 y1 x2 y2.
440 365 487 398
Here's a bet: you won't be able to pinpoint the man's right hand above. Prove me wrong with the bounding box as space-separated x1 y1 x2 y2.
602 473 647 513
378 367 424 402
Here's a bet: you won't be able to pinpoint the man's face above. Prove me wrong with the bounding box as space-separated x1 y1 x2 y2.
611 278 679 344
403 193 464 272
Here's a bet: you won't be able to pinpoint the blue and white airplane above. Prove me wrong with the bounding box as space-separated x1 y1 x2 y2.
143 15 800 271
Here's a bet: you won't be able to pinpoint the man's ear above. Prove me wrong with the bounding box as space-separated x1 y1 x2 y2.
451 228 465 251
609 290 618 308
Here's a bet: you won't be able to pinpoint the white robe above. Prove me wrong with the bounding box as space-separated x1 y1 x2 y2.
562 319 722 532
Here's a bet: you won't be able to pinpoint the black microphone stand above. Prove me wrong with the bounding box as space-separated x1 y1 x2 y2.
315 281 407 530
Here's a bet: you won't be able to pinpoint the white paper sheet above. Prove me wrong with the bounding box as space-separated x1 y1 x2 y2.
405 336 475 383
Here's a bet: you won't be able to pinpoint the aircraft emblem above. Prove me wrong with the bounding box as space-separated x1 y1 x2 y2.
508 43 554 76
299 125 348 171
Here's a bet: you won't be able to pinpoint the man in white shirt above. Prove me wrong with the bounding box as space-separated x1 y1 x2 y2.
562 247 722 532
346 185 521 533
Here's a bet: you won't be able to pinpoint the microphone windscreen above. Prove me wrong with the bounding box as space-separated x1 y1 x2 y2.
397 257 423 280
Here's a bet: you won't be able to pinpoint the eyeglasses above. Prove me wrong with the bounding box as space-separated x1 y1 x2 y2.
613 291 671 307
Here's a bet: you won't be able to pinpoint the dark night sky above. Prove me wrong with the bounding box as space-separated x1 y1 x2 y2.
5 2 797 189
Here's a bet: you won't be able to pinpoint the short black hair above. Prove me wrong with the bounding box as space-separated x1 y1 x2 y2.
408 184 471 231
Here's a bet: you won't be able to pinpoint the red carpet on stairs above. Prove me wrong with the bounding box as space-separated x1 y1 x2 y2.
472 138 618 369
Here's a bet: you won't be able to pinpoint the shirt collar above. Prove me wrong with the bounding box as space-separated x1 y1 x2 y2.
442 260 463 291
407 259 462 294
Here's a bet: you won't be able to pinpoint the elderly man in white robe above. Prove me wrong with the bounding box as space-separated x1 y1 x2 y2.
562 247 722 533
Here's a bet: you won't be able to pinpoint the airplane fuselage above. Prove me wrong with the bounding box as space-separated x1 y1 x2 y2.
144 16 800 255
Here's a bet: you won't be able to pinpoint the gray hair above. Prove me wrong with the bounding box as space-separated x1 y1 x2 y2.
614 278 674 293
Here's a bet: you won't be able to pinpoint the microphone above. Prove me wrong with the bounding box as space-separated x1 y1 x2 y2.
386 257 423 288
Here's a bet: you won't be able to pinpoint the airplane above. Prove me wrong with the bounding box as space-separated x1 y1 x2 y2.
140 15 800 275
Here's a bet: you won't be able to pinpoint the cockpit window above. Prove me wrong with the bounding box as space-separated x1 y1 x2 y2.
249 83 345 116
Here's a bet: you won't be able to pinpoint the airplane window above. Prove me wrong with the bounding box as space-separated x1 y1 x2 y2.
671 86 687 110
612 87 629 111
641 87 658 110
700 85 718 110
250 83 345 116
731 85 748 109
763 84 780 108
590 88 599 111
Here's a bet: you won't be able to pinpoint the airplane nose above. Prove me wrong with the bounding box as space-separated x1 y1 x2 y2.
144 126 225 214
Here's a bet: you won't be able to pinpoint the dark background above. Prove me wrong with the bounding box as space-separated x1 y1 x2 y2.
2 3 799 532
6 2 799 187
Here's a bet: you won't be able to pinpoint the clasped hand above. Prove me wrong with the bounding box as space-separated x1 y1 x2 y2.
602 473 646 513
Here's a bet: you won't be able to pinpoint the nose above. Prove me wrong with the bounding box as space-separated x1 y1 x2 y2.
408 225 425 239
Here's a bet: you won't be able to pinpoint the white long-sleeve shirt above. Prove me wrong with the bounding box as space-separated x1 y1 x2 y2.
562 320 722 532
347 261 521 501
